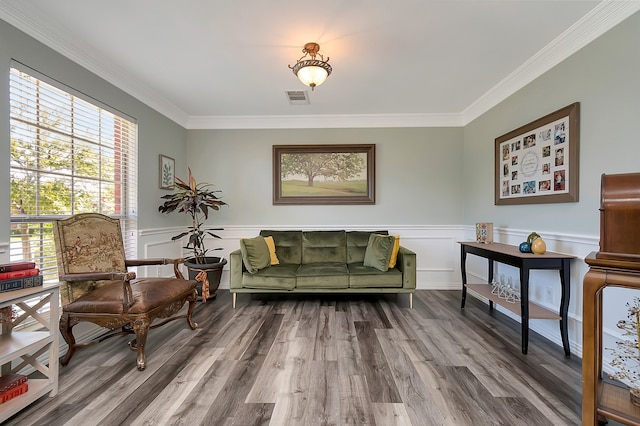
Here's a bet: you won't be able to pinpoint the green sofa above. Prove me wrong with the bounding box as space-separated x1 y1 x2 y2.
229 230 416 308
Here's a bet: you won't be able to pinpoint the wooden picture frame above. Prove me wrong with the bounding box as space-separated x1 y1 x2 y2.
273 144 375 205
159 155 175 190
495 102 579 205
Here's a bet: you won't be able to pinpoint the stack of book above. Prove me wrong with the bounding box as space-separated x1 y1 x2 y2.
0 374 28 404
0 262 43 293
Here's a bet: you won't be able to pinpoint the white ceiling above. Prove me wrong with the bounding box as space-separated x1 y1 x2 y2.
1 1 638 129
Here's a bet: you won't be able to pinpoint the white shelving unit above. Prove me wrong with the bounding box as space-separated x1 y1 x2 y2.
0 283 60 423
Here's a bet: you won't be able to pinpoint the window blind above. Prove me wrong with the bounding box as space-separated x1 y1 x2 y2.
9 66 138 283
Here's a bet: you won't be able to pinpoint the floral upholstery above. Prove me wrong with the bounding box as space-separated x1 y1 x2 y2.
53 213 127 306
52 213 198 371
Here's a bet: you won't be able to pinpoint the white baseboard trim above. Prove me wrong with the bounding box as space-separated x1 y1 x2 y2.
137 224 613 362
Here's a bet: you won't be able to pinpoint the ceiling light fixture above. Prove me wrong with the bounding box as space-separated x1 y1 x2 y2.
288 42 332 91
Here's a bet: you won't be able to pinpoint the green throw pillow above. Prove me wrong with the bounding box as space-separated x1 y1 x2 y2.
240 236 271 274
363 234 396 272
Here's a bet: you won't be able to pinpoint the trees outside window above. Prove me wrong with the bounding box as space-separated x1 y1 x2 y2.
9 66 137 281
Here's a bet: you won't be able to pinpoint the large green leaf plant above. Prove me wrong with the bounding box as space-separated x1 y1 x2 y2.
158 168 227 263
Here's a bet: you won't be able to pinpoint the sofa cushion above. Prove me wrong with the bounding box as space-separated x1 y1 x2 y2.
264 236 280 265
346 230 388 264
296 263 349 288
242 264 298 290
260 230 303 264
240 236 271 274
363 234 396 272
302 231 347 264
348 263 403 288
64 278 196 314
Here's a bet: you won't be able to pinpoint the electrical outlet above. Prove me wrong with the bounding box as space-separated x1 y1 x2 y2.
545 287 553 303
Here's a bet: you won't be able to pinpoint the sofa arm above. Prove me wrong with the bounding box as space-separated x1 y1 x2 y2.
397 246 416 290
230 249 244 290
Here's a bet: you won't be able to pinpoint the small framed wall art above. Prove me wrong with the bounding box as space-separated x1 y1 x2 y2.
159 154 175 190
495 102 579 205
476 222 493 244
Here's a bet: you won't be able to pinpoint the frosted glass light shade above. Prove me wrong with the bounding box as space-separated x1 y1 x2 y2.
289 43 332 90
296 65 329 89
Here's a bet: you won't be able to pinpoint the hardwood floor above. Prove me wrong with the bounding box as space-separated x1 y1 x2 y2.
5 290 582 425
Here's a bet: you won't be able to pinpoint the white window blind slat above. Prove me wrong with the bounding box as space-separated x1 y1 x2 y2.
9 67 138 281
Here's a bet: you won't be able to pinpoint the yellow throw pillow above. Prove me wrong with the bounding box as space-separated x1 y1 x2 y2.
264 236 280 265
389 235 400 268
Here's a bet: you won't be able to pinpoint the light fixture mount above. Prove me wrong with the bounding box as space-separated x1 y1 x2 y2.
289 42 332 90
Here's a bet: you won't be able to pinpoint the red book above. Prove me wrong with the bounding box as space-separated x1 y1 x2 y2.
0 382 28 403
0 262 36 273
0 268 40 281
0 374 27 394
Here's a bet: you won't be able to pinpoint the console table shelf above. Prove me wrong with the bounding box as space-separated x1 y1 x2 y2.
459 241 574 355
465 284 560 319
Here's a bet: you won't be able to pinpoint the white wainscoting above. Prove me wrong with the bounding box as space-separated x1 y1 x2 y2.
0 224 629 370
137 224 632 367
139 225 468 291
0 241 9 261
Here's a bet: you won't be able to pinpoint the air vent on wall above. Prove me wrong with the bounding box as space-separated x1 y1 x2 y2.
285 90 310 105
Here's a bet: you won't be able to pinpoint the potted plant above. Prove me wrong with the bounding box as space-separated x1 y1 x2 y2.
158 168 228 301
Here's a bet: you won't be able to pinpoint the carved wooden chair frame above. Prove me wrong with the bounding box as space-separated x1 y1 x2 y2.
53 213 198 370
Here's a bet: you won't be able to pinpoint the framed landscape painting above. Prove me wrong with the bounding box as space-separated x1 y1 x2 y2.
273 144 375 205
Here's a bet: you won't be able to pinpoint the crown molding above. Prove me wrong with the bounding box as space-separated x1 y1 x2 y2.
461 0 640 126
187 113 464 129
0 4 190 127
2 1 638 130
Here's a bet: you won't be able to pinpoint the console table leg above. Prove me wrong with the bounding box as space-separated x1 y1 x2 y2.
460 247 468 310
520 267 530 354
560 259 571 356
488 259 494 311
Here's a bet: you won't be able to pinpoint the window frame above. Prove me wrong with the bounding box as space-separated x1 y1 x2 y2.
8 62 138 287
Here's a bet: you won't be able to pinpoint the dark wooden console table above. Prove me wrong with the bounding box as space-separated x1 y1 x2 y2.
459 241 574 355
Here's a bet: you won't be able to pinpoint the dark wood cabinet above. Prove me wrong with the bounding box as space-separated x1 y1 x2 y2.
582 255 640 425
582 172 640 425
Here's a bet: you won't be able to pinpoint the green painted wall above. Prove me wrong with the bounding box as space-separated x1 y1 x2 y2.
187 127 464 226
2 9 639 240
0 18 189 250
462 11 640 236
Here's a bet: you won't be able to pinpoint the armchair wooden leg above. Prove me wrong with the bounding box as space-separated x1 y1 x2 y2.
59 313 76 366
186 291 198 330
130 317 150 371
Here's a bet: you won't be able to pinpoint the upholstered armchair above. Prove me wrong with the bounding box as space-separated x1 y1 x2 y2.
52 213 198 371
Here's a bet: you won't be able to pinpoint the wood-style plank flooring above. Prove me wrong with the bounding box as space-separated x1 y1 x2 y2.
5 290 582 425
